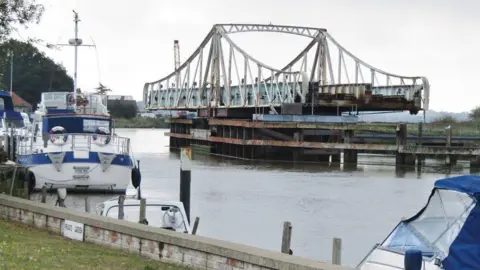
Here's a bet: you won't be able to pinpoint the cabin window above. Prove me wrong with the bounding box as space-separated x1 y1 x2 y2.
83 119 110 133
0 98 4 110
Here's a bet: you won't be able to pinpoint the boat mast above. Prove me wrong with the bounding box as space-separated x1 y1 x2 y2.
57 11 95 111
72 10 79 112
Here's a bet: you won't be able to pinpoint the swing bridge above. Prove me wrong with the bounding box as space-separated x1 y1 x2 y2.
142 24 430 118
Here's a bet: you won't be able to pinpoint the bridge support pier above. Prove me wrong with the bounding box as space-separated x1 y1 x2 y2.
470 156 480 174
331 153 341 163
395 124 407 167
342 130 357 169
405 155 416 166
416 155 426 166
445 155 457 166
343 150 358 170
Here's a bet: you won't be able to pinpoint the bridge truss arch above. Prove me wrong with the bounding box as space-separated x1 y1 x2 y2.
143 24 430 115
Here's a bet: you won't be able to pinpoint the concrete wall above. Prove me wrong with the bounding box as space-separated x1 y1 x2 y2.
0 195 351 270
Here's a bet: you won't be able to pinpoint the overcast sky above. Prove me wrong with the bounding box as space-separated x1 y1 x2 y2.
15 0 480 112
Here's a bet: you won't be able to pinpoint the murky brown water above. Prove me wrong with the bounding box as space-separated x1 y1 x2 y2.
31 128 472 267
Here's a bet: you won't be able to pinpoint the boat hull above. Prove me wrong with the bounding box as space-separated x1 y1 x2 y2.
18 151 134 193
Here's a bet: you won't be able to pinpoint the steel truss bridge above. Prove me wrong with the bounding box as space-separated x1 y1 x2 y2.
143 24 430 117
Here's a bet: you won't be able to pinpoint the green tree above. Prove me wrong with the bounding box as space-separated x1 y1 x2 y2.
94 83 111 95
0 0 45 41
107 100 138 119
469 106 480 121
0 39 73 109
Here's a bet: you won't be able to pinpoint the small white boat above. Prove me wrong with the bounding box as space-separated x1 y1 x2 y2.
95 192 191 234
357 174 480 270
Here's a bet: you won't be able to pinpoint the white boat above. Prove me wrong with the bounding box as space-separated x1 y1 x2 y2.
14 12 141 194
357 174 480 270
95 192 192 234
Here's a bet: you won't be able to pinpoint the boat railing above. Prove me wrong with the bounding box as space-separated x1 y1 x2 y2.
40 92 109 115
15 132 131 156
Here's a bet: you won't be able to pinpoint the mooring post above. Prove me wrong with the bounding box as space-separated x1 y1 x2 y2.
445 126 452 165
139 198 147 224
84 196 90 212
41 185 47 203
281 221 292 254
395 124 407 166
3 122 7 159
9 166 18 196
417 122 425 166
417 122 423 146
445 125 452 147
118 195 125 220
9 124 14 161
332 237 342 265
192 217 200 235
180 147 192 224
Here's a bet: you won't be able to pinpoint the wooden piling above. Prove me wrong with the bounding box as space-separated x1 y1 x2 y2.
192 217 200 235
84 197 90 213
332 238 342 265
118 195 125 220
41 185 47 203
180 147 192 223
281 221 292 254
9 166 17 196
139 198 147 224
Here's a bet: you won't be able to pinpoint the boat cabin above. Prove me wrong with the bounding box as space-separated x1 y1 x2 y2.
358 175 480 270
0 91 25 129
31 92 112 138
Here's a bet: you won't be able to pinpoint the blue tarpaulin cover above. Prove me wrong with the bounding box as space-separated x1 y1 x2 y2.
434 175 480 269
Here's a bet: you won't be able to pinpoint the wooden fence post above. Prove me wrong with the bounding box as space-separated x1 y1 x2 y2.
41 185 47 203
139 198 147 224
332 237 342 265
192 217 200 235
84 196 90 212
281 221 292 254
118 195 125 220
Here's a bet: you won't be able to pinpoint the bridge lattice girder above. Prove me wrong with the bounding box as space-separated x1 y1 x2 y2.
143 24 430 112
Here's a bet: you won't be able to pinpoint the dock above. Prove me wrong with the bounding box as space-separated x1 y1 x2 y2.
166 117 480 171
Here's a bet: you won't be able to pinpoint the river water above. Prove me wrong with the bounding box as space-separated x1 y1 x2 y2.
34 128 471 267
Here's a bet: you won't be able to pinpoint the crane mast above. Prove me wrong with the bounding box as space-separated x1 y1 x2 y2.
174 40 180 89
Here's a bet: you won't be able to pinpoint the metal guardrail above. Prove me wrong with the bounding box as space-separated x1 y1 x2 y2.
15 133 130 156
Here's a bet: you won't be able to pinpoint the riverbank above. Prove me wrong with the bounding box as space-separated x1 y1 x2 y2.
0 218 187 269
114 117 169 128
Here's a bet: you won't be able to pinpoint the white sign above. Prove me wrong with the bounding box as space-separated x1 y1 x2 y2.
180 147 192 171
63 219 84 241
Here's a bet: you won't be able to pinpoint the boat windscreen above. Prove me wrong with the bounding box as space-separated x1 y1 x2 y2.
105 204 188 232
381 189 475 259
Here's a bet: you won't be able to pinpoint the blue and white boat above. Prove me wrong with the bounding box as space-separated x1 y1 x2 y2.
15 12 140 194
0 91 27 148
358 175 480 270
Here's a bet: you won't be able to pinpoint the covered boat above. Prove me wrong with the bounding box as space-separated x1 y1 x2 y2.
358 175 480 270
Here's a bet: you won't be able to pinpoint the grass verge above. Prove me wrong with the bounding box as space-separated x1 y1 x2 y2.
0 218 189 270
